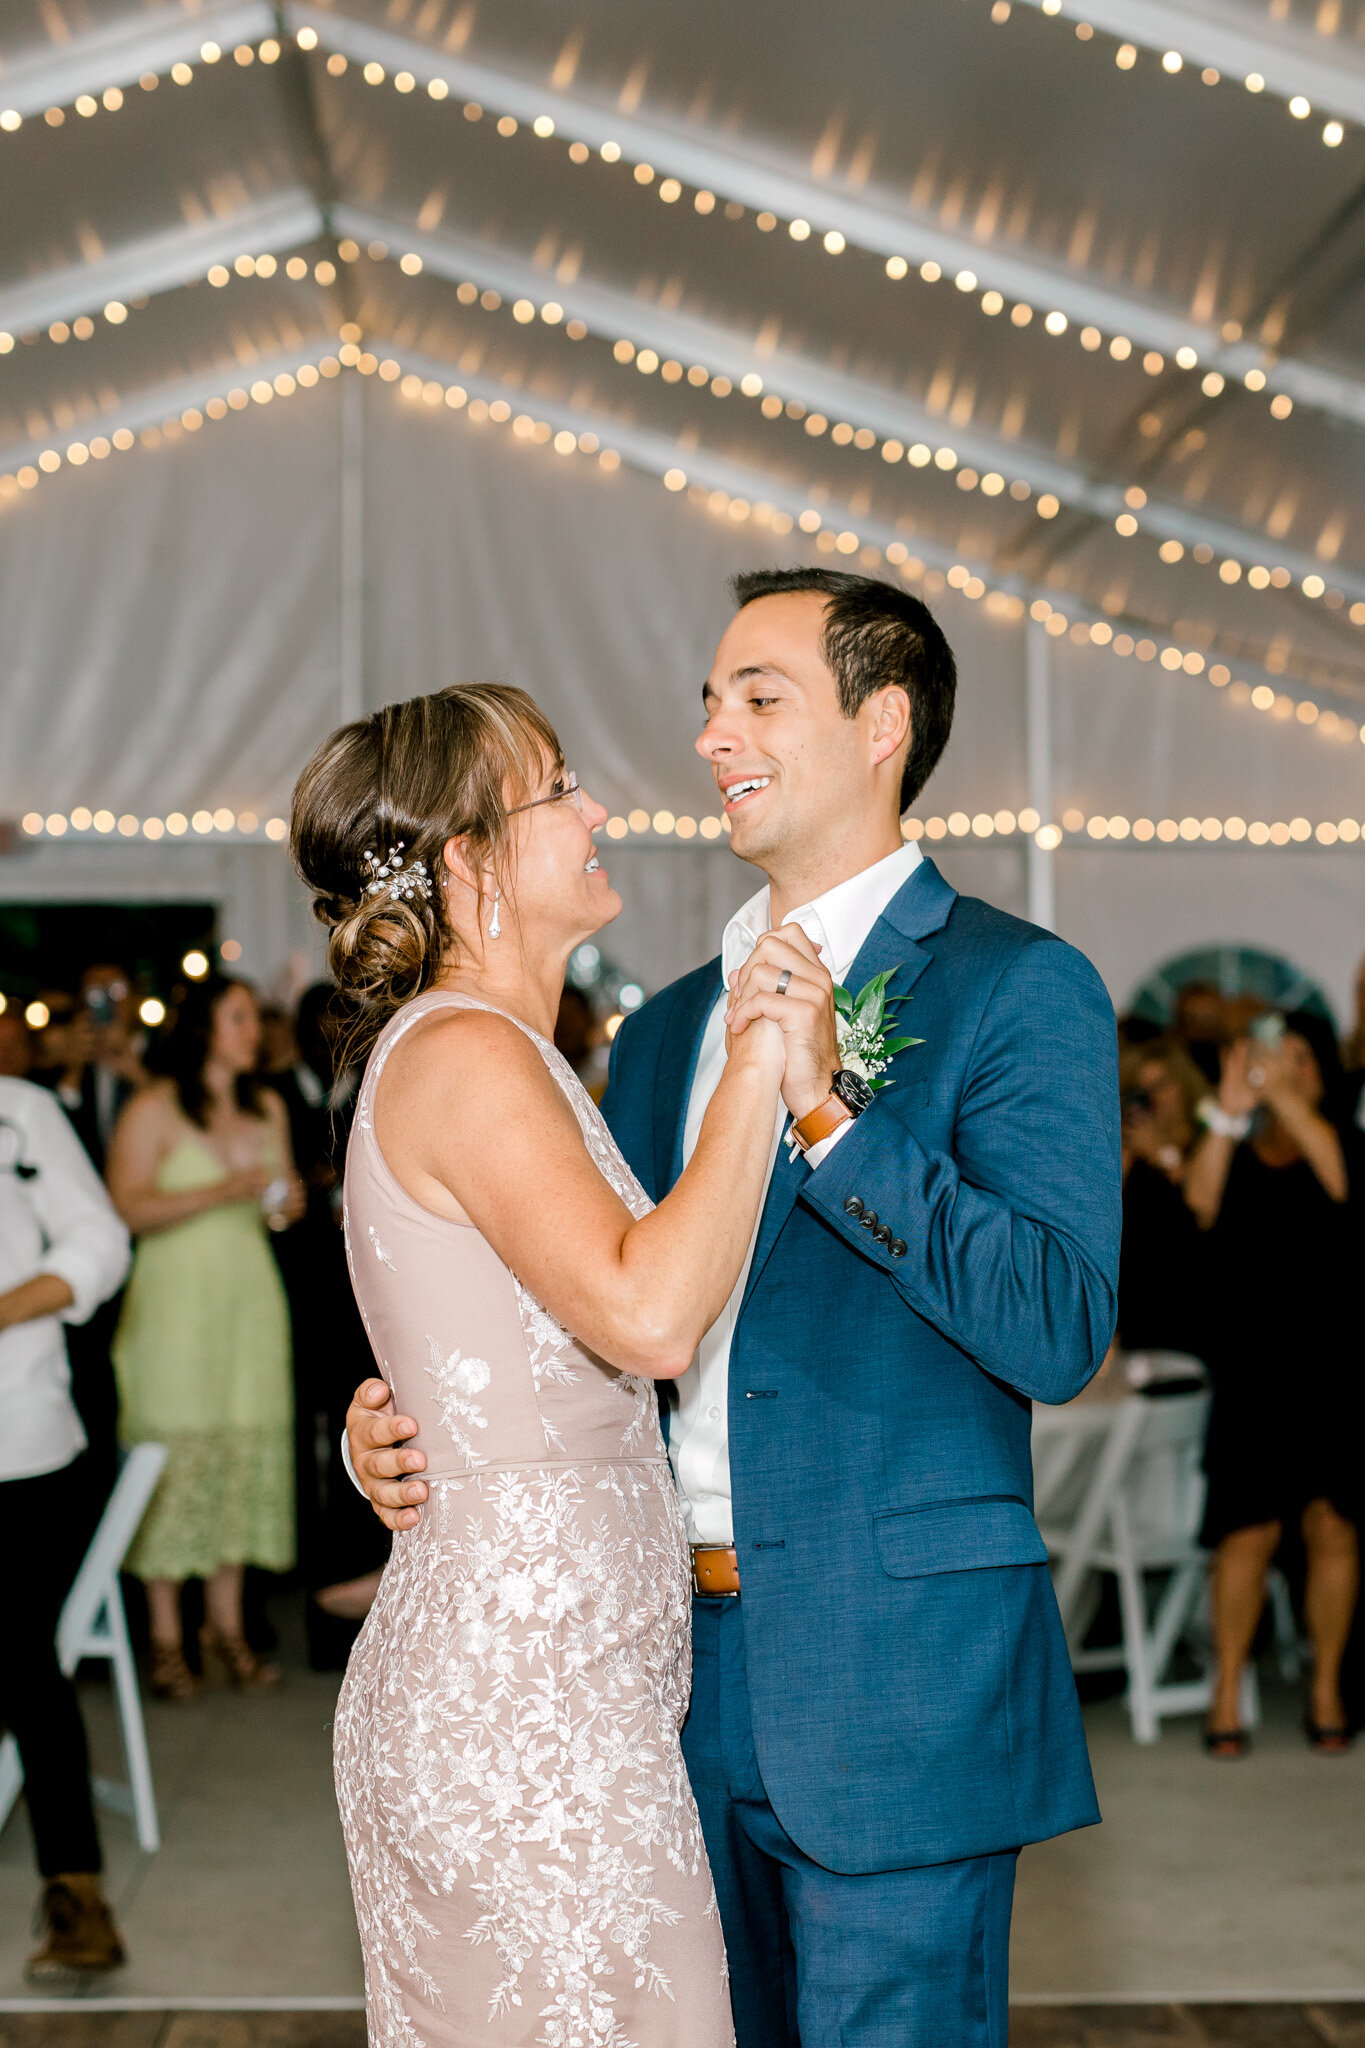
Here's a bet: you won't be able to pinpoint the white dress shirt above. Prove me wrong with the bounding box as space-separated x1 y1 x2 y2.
0 1076 132 1482
668 840 923 1545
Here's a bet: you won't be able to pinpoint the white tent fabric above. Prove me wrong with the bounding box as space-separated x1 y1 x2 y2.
2 0 1364 1017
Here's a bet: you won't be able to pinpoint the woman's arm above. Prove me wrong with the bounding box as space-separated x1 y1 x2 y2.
375 1006 785 1379
106 1091 270 1236
258 1087 308 1226
1184 1040 1259 1229
0 1272 75 1330
1261 1075 1347 1201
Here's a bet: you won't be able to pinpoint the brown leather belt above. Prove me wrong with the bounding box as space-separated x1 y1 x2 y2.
691 1545 741 1598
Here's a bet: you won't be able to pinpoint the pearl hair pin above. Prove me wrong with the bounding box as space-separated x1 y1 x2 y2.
363 843 431 904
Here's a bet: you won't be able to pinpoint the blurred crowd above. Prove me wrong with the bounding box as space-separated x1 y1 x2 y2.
1115 975 1364 1756
2 943 1362 1980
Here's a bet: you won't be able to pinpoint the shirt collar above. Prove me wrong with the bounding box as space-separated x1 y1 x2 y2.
720 840 923 988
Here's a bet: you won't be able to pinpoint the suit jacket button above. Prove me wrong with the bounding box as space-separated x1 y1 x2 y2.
873 1223 892 1246
859 1210 878 1229
843 1196 863 1217
890 1238 907 1258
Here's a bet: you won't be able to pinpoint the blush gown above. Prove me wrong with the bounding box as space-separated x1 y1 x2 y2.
334 990 733 2048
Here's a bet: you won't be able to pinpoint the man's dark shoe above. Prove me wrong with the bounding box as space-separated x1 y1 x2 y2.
25 1873 126 1986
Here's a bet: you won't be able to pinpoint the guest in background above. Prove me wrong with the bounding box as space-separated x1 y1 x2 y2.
52 966 149 1520
1187 1018 1361 1754
1117 1038 1208 1361
269 982 389 1656
107 977 303 1700
1172 980 1225 1085
1340 955 1365 1074
0 1003 33 1078
0 1071 130 1984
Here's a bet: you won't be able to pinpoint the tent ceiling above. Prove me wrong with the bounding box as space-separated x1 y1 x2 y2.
2 0 1364 707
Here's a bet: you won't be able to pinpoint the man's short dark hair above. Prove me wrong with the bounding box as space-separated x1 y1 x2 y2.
730 567 956 813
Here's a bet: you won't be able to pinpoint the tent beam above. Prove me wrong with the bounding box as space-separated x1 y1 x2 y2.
0 1 274 120
1 343 1358 702
0 190 323 337
1007 0 1365 128
333 202 1365 609
293 8 1365 435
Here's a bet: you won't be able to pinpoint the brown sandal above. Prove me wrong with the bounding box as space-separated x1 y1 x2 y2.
199 1626 280 1689
148 1642 199 1703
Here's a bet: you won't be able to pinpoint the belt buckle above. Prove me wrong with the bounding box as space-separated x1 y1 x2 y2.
691 1545 740 1599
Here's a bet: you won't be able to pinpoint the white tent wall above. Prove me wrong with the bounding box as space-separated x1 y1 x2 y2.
3 376 1364 1018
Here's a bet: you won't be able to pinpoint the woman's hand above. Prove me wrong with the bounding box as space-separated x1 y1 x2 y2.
725 926 839 1121
222 1163 274 1206
724 1009 786 1088
1218 1039 1259 1116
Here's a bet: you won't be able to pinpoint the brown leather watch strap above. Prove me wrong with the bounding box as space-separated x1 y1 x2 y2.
790 1091 853 1153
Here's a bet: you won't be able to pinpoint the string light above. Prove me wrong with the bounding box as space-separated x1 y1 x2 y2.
299 21 1340 438
2 327 1354 739
999 0 1353 145
353 235 1360 626
20 810 290 842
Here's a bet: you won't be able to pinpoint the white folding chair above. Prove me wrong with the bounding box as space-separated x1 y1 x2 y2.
0 1442 167 1853
1034 1393 1216 1742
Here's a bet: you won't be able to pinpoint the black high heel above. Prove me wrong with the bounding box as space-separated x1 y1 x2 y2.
1203 1725 1249 1757
1304 1717 1353 1754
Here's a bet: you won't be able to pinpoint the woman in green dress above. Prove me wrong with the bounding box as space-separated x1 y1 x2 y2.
109 976 304 1700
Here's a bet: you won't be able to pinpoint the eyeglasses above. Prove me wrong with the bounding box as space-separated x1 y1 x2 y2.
507 771 582 816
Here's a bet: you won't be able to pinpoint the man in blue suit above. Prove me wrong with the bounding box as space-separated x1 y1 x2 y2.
350 568 1121 2046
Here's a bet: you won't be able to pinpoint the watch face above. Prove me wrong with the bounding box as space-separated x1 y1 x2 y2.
831 1069 874 1116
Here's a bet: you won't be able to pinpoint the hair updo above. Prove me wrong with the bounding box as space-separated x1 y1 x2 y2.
290 683 561 1057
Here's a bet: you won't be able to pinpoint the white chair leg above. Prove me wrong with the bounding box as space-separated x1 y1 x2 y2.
0 1732 23 1834
1239 1661 1262 1729
106 1589 160 1853
1112 1501 1159 1742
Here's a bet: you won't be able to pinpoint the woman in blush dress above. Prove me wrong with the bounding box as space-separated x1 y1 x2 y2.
291 685 785 2048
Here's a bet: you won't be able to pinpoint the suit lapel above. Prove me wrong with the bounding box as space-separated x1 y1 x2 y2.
739 857 958 1309
655 960 724 1196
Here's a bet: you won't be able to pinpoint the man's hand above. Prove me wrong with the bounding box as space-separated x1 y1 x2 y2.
726 925 840 1122
346 1377 429 1531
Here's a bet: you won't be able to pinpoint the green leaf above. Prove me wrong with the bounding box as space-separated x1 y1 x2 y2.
833 985 854 1016
881 1035 923 1054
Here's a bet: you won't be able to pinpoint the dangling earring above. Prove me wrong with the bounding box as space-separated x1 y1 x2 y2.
489 888 501 939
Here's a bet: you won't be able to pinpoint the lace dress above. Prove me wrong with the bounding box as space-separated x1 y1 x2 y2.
334 992 732 2048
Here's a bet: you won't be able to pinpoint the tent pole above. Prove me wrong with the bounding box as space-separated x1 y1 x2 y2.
1025 620 1055 934
339 372 364 724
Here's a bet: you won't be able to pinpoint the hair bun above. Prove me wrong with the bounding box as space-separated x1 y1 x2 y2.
327 895 434 1017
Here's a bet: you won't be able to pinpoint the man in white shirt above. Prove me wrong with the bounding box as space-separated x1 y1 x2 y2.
346 567 1120 2047
0 1074 131 1984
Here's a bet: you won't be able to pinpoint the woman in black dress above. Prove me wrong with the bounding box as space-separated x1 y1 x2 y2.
1187 1019 1360 1754
1117 1037 1208 1361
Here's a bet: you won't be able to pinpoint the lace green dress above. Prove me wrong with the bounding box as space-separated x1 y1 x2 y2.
113 1133 295 1580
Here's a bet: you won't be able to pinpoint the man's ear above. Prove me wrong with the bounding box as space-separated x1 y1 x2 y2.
869 685 912 770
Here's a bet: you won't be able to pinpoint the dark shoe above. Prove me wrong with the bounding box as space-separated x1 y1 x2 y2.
149 1640 199 1702
199 1625 279 1689
25 1874 126 1986
1203 1725 1250 1757
1305 1718 1354 1753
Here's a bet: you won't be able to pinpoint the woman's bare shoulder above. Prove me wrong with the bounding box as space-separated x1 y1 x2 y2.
381 1004 562 1112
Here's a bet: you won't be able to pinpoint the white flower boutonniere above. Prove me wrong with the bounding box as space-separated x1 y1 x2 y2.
833 968 923 1088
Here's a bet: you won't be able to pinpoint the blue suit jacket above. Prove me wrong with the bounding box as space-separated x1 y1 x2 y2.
601 859 1121 1873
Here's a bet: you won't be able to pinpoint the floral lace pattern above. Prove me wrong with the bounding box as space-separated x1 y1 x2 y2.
337 991 733 2048
335 1464 728 2048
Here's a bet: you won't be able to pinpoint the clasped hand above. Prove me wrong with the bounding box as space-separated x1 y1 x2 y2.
725 924 841 1123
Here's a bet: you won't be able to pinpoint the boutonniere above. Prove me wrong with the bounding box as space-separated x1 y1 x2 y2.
833 968 923 1089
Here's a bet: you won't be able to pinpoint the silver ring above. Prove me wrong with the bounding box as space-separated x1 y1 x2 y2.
776 968 792 995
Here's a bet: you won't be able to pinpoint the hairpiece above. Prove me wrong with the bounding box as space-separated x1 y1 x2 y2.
362 842 431 905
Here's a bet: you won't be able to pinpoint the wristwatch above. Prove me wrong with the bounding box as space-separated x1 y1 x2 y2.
789 1069 875 1154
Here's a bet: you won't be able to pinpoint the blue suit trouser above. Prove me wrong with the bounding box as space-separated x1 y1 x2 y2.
683 1597 1017 2048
